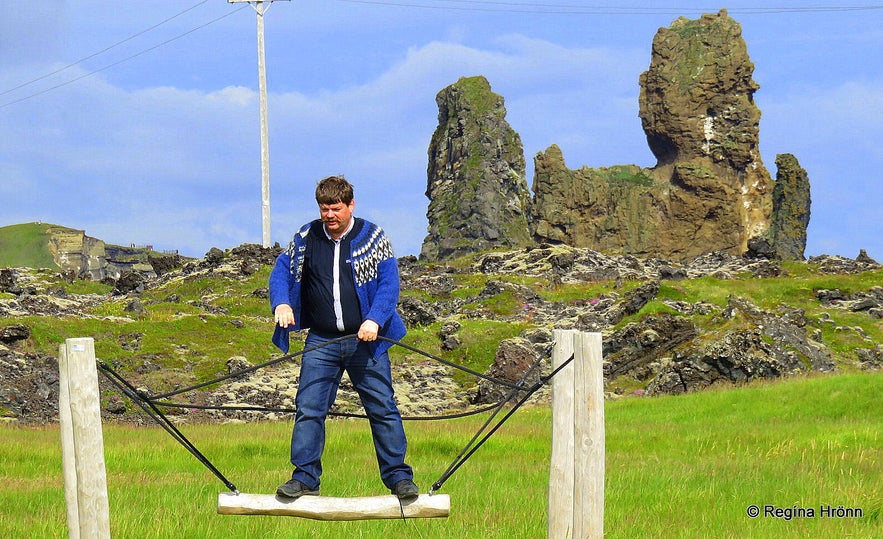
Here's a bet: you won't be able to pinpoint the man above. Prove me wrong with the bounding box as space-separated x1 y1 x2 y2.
268 175 418 501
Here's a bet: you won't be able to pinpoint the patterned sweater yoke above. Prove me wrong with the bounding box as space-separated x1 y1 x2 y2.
285 218 395 284
352 224 395 286
271 217 405 355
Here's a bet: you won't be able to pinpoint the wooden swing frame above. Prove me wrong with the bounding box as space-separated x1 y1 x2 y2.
61 330 602 535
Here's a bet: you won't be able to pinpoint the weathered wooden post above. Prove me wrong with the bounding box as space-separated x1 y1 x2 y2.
549 329 576 538
59 337 111 539
549 330 604 539
574 331 604 538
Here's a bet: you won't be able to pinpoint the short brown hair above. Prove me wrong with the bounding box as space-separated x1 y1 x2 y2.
315 175 354 205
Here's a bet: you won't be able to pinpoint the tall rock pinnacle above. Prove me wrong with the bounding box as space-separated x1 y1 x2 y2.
637 9 774 255
420 76 532 261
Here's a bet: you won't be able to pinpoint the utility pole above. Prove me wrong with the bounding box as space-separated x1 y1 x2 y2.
229 0 285 248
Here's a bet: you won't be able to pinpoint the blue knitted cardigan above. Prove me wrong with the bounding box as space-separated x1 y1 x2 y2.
268 217 407 356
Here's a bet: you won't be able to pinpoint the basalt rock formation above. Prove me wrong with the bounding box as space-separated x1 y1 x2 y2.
425 10 810 262
531 145 664 255
532 9 775 260
637 9 774 256
768 153 811 260
638 10 765 173
421 76 533 261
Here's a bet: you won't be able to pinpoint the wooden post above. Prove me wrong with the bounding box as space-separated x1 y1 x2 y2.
548 331 604 539
574 331 604 538
548 329 576 538
58 343 80 539
59 337 111 539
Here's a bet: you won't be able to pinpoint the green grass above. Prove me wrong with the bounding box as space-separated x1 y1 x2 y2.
0 222 56 269
603 165 655 186
1 373 880 538
607 373 882 537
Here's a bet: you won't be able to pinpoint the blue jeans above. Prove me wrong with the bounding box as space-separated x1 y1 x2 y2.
289 332 413 490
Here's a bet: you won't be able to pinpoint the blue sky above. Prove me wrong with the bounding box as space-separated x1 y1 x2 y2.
1 1 881 260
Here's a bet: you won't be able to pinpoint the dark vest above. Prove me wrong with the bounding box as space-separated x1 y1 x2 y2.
300 219 363 334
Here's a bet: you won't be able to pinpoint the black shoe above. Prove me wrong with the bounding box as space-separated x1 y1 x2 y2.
276 478 319 499
391 479 419 501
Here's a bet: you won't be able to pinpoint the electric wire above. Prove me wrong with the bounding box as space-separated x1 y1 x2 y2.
2 1 879 109
0 3 247 109
0 0 211 99
331 0 883 15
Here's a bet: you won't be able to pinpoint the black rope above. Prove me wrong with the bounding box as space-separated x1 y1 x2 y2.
97 361 239 493
147 398 510 421
148 334 349 400
147 332 523 421
149 333 520 402
377 335 522 389
99 335 572 494
430 343 552 488
429 347 572 494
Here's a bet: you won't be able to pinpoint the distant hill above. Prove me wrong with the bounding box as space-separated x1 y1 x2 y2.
0 222 178 277
0 223 58 269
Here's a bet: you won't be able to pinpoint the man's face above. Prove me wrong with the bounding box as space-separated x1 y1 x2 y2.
319 200 354 237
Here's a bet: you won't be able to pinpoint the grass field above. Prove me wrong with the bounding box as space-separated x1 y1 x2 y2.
0 222 56 269
1 372 880 538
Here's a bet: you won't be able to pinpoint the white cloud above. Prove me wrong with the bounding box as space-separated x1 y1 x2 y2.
259 35 650 254
3 8 880 260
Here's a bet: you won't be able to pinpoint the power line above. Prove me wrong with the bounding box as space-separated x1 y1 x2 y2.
0 0 211 99
0 2 247 109
3 0 880 109
331 0 883 15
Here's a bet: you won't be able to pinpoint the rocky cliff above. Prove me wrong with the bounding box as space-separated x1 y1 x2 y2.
0 223 180 281
531 146 663 255
425 10 808 262
421 76 533 261
45 225 109 280
637 9 774 256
